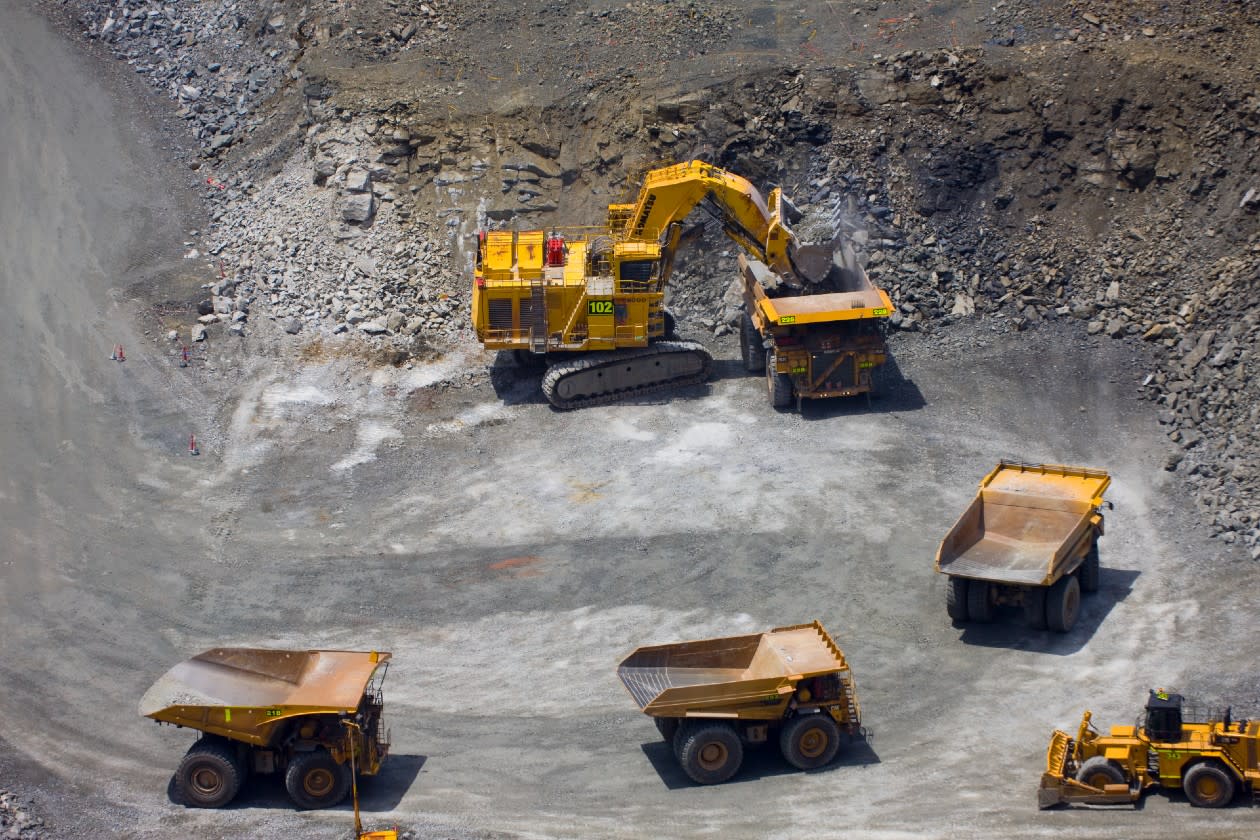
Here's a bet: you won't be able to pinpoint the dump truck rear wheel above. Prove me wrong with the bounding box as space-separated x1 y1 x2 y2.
1046 574 1081 633
654 717 679 742
1080 543 1100 593
1023 586 1048 630
767 352 793 409
740 314 765 372
675 722 743 785
966 580 994 623
1183 762 1235 808
780 713 842 770
1076 756 1126 789
285 750 352 810
945 577 969 622
175 738 243 808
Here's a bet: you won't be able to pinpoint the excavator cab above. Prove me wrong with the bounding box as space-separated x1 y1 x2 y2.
1144 689 1184 742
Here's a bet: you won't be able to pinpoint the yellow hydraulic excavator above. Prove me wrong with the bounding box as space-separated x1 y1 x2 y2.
471 160 840 409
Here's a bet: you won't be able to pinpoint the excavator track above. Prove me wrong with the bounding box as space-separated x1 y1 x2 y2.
541 340 713 410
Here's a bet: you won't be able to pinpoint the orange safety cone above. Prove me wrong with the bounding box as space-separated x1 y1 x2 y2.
188 434 200 456
179 346 189 368
117 345 126 362
110 344 118 361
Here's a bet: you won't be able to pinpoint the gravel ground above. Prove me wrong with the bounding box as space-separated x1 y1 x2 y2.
3 1 1259 839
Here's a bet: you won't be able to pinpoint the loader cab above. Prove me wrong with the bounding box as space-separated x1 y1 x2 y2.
1144 690 1184 742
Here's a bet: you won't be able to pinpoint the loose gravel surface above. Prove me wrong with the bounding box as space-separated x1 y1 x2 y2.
2 1 1258 839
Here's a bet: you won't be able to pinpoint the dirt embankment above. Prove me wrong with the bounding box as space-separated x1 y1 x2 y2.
53 0 1260 546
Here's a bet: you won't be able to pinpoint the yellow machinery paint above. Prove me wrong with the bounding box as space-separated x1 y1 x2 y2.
617 621 861 784
140 648 391 811
1040 690 1260 809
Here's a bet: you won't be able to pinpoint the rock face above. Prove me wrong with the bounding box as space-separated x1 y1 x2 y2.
59 0 1260 550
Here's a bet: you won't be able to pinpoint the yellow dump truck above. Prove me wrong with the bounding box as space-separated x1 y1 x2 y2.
140 648 391 809
935 461 1111 633
617 621 860 784
738 251 892 410
1039 690 1260 809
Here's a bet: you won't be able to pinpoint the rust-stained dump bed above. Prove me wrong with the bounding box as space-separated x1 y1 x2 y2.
618 622 848 712
139 648 390 718
936 462 1109 585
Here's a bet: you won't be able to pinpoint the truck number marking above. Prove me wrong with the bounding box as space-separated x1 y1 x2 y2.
779 315 796 324
873 307 889 316
265 709 283 717
587 300 614 316
859 361 875 369
791 366 807 374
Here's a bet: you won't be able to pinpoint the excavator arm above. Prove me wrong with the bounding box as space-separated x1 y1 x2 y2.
611 161 831 284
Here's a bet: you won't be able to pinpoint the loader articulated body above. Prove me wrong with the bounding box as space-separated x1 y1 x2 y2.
1040 690 1260 809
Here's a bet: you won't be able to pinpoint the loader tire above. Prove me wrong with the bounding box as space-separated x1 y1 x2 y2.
1183 762 1236 808
175 738 244 808
1023 586 1048 630
1076 756 1126 789
285 750 352 810
779 713 842 771
945 577 969 622
675 722 743 785
1080 543 1100 593
1046 574 1081 633
654 717 679 742
966 579 994 623
767 352 793 410
740 314 765 372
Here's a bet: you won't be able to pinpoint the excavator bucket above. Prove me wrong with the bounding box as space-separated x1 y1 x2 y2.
792 243 835 285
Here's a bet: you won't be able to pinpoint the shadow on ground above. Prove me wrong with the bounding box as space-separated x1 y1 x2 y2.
955 568 1140 654
640 734 879 790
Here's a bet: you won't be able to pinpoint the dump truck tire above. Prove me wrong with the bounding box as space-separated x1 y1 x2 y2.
175 738 243 808
654 717 679 742
1046 574 1081 633
675 722 743 785
1076 756 1126 789
780 714 842 770
285 750 352 810
1023 586 1048 630
1183 762 1236 808
966 580 994 623
1080 543 1100 593
740 314 765 372
945 577 969 622
767 352 793 409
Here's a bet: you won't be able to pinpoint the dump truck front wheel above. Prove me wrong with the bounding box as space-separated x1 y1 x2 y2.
654 717 679 742
945 577 969 622
780 713 842 770
285 750 352 809
1183 762 1236 808
1046 574 1081 633
767 353 793 409
740 314 765 372
966 580 994 623
675 722 743 785
1080 543 1100 593
1076 756 1126 789
175 738 244 808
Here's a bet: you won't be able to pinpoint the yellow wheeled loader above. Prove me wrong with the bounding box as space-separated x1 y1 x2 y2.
1039 689 1260 809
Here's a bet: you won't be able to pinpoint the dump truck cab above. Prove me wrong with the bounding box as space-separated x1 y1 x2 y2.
1039 689 1260 809
141 648 392 810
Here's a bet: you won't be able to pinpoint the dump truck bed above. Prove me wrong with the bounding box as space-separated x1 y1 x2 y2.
140 648 390 745
936 462 1110 586
617 621 850 716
